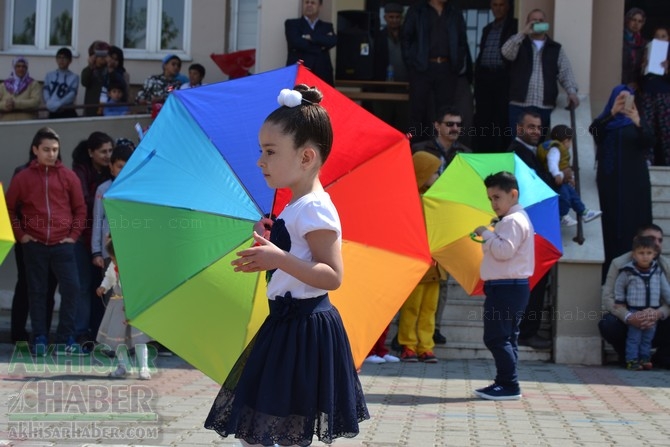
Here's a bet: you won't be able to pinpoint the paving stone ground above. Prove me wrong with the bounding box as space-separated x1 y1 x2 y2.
0 341 668 446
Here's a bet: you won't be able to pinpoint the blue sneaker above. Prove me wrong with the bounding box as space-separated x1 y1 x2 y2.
474 383 522 401
31 335 49 357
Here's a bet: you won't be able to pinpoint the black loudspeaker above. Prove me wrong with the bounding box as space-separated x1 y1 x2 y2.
336 10 375 80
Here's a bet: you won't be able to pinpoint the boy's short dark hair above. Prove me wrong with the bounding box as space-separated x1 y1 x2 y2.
484 171 519 193
188 63 206 78
632 235 658 252
550 124 574 141
110 144 134 164
108 81 125 93
56 47 72 60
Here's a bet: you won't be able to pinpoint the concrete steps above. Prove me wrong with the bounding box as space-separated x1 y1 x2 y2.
389 277 552 363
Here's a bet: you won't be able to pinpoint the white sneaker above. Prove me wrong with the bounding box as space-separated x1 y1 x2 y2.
364 354 386 364
139 368 151 380
582 209 602 223
108 365 127 378
561 215 578 227
383 354 400 362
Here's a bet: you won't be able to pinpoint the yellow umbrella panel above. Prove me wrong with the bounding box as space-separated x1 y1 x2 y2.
0 183 15 265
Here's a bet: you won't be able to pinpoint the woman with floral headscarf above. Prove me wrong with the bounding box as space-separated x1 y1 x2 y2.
0 57 41 121
622 8 647 87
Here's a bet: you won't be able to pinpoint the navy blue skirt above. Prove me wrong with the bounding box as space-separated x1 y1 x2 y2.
204 293 369 446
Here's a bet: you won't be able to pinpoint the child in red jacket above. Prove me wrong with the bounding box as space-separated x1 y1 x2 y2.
6 127 87 356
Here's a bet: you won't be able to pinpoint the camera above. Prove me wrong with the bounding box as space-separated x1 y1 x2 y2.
532 22 550 33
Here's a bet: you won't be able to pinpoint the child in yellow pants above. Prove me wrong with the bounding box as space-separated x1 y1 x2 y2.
398 151 443 363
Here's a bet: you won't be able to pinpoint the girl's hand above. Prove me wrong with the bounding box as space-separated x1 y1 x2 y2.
231 231 285 273
253 217 274 240
96 286 106 297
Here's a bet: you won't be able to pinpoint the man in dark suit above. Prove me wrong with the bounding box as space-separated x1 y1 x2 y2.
474 0 517 153
285 0 337 85
507 110 569 350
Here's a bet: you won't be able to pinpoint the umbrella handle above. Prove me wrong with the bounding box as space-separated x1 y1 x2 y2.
470 233 485 243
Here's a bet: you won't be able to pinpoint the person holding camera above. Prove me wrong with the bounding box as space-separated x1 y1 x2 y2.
501 8 579 140
590 85 654 282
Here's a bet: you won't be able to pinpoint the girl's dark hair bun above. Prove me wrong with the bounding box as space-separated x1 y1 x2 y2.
294 84 323 105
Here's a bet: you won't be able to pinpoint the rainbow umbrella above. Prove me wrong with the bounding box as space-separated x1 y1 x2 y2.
103 64 431 384
423 153 562 295
0 183 15 265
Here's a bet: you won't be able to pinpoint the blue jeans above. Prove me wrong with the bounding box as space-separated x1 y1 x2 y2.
558 183 586 217
22 241 79 342
482 280 530 388
73 240 104 339
508 104 552 140
626 324 657 362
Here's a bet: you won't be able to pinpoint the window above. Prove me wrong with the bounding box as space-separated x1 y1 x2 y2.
228 0 258 52
5 0 76 51
117 0 192 58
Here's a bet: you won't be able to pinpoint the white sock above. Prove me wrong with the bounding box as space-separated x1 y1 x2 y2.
136 343 149 370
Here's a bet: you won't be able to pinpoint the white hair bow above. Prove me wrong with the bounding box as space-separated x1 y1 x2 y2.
277 89 303 108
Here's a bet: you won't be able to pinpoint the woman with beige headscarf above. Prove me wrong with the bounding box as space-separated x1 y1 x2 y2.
0 57 41 121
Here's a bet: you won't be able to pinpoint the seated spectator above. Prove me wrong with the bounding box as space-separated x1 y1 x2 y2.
81 41 110 116
0 57 41 121
43 47 79 119
179 63 206 89
614 235 670 370
136 54 183 107
102 82 129 116
536 124 601 226
599 224 670 368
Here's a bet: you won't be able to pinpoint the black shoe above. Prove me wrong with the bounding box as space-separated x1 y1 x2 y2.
518 335 552 350
390 334 402 352
474 383 521 401
433 329 447 345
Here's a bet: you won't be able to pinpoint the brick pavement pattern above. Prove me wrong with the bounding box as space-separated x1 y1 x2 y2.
0 343 669 446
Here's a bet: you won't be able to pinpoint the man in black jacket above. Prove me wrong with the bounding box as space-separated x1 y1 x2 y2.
285 0 337 85
474 0 517 153
507 111 570 350
402 0 468 142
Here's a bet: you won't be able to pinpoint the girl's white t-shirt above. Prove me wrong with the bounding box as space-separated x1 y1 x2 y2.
266 190 342 300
